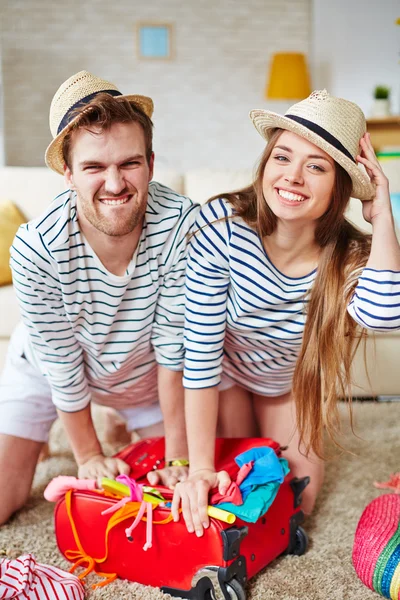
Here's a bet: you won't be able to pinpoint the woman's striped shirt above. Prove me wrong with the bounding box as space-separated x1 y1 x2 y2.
11 181 199 412
183 198 400 395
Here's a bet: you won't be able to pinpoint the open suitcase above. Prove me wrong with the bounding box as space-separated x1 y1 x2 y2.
54 437 309 599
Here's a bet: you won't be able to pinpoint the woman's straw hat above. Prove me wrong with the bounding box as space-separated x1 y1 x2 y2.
250 90 375 201
45 70 154 175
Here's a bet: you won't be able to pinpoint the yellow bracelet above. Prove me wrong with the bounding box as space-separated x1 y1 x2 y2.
166 459 190 467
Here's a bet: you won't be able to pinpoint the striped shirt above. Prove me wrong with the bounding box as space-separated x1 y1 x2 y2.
183 198 400 395
0 554 84 599
11 181 199 412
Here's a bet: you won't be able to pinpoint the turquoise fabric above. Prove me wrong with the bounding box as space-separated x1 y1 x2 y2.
216 447 290 523
236 446 287 500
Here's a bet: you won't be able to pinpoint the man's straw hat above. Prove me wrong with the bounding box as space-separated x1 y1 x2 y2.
45 70 154 174
250 90 375 201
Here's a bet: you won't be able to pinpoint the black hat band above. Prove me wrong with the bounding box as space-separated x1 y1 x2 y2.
57 89 122 135
286 115 356 164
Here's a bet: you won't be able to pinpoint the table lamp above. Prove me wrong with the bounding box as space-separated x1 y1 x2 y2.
266 52 311 100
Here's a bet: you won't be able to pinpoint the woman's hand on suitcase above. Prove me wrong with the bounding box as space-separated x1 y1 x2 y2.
171 469 231 537
78 453 131 484
146 465 189 489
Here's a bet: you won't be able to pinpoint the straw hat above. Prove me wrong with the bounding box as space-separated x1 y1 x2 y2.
250 90 375 201
45 70 154 174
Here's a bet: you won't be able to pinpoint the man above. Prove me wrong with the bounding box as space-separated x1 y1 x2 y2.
0 71 198 524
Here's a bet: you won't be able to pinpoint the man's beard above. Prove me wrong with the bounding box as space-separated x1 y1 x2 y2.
77 189 147 237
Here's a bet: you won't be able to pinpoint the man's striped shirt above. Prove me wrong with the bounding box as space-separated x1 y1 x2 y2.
11 181 199 412
183 198 400 395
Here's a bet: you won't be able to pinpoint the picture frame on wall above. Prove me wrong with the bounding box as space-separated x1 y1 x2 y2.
137 23 174 60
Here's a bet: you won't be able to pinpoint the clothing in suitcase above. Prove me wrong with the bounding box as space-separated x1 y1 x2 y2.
53 437 309 599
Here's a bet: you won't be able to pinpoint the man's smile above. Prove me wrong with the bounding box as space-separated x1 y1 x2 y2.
98 194 131 206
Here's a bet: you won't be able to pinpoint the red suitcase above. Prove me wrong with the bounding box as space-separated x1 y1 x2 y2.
54 437 309 599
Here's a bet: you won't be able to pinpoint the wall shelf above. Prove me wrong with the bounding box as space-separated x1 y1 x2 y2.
366 116 400 150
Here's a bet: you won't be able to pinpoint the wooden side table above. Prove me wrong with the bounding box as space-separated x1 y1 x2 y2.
366 117 400 150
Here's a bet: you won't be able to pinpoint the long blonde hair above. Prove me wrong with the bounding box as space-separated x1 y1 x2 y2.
209 129 372 457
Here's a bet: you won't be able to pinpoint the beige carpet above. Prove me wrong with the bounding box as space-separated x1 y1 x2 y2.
1 401 399 600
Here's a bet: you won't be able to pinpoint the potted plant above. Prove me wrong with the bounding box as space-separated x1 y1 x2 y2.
371 85 391 118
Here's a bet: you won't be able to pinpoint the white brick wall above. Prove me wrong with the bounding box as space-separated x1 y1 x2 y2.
0 0 311 171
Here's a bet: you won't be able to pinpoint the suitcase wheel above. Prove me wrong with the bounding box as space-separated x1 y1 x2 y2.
204 577 246 600
193 567 246 600
287 525 308 556
224 578 246 600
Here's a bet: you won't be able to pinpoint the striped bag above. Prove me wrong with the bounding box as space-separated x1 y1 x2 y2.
353 494 400 600
0 554 85 599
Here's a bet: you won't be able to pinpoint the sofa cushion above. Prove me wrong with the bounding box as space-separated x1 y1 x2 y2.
184 169 253 205
152 167 184 195
0 167 67 221
0 201 26 285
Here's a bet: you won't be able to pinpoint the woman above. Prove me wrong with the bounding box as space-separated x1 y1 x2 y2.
172 90 400 536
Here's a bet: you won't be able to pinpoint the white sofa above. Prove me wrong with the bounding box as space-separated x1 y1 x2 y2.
1 164 399 397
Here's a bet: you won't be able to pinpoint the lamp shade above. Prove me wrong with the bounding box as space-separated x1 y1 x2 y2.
266 53 311 100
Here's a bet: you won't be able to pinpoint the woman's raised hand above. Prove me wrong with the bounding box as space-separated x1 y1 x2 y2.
357 132 392 224
171 468 231 537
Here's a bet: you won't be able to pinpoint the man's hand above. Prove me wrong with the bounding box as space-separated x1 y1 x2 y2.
78 453 131 483
147 465 189 489
171 469 231 537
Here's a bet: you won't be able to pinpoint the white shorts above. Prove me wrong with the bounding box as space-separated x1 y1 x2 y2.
0 325 163 443
218 373 235 392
